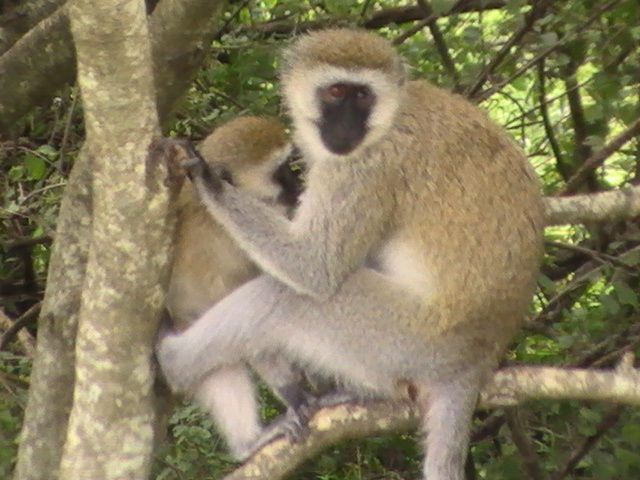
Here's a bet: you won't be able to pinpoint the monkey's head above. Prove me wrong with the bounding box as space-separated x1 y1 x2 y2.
198 116 303 208
280 29 406 160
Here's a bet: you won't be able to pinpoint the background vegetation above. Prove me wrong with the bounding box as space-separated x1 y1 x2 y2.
1 0 639 478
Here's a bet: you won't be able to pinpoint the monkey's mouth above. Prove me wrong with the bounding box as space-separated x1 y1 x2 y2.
319 123 367 156
320 134 364 156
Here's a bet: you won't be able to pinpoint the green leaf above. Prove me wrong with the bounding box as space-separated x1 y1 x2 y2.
622 423 640 443
613 281 639 307
37 144 58 158
462 26 482 43
579 407 602 423
8 165 24 181
539 32 558 45
600 294 620 316
431 0 456 15
620 250 640 266
24 155 46 180
537 273 556 293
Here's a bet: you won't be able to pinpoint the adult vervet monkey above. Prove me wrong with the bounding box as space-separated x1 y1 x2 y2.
163 116 308 460
157 29 544 479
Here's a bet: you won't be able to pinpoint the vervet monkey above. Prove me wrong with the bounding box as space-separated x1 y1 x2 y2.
157 29 544 480
163 116 309 460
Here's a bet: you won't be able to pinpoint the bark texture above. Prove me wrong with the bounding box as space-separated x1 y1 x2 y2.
14 152 92 480
55 0 170 478
0 7 74 134
13 2 226 478
544 185 640 225
0 0 64 54
0 0 226 134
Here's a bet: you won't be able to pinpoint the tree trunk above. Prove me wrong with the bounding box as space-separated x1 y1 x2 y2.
13 152 92 480
13 1 226 478
53 0 171 477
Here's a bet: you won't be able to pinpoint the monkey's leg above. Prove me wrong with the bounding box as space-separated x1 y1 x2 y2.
252 354 316 425
194 358 311 461
193 366 263 460
157 270 481 480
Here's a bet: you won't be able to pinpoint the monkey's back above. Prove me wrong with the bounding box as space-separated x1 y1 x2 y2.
166 184 258 330
384 80 544 348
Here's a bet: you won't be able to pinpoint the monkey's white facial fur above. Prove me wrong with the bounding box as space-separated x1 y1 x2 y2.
284 66 401 162
234 144 301 210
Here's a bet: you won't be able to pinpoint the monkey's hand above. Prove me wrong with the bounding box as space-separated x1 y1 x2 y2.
148 137 190 195
178 144 233 196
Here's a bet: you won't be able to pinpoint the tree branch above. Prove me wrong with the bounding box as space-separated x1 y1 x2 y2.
0 302 40 353
0 6 74 134
0 0 227 134
473 0 624 103
232 1 506 37
417 0 460 85
550 406 623 480
506 408 548 480
536 59 569 180
224 357 640 480
560 117 640 195
0 0 64 55
466 0 554 99
544 185 640 225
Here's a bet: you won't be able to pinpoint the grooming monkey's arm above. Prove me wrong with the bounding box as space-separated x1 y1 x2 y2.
190 169 385 299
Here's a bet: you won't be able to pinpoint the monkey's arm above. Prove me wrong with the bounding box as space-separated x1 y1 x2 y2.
190 168 386 299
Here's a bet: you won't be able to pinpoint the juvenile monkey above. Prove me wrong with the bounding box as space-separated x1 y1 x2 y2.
157 29 544 480
163 116 308 460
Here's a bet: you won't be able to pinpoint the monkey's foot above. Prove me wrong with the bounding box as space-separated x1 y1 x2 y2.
304 390 365 413
234 409 309 462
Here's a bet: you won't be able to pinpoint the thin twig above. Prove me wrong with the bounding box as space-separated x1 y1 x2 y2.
559 118 640 195
466 0 554 98
0 302 41 352
545 240 635 270
536 59 568 179
2 235 53 250
506 408 548 480
57 84 80 173
550 406 623 480
474 0 624 102
393 0 465 46
417 0 460 85
18 181 67 204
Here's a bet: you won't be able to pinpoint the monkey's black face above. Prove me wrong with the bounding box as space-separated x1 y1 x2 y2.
272 147 305 208
317 82 375 155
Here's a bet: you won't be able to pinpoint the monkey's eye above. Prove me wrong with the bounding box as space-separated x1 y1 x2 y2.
355 86 370 99
319 83 348 104
328 84 347 98
355 86 375 108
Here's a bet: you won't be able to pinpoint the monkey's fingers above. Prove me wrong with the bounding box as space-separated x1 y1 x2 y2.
148 137 188 191
305 390 368 413
236 410 310 462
